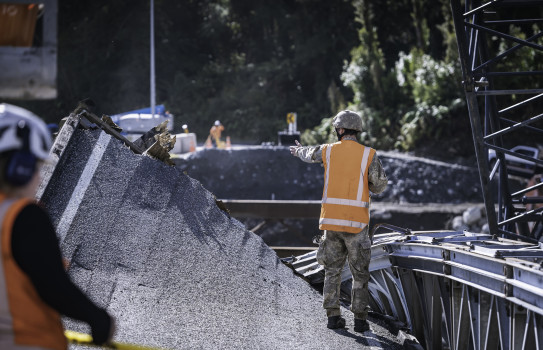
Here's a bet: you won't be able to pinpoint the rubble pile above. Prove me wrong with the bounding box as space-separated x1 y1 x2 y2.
38 125 407 349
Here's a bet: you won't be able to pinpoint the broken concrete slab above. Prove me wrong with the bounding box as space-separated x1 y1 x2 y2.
38 120 409 349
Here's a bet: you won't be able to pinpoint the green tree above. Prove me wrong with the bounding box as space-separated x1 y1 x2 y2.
14 0 360 144
303 0 472 157
166 0 360 142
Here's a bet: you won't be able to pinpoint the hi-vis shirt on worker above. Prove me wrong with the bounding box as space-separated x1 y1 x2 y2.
0 198 66 350
320 141 374 233
294 138 388 234
0 194 112 350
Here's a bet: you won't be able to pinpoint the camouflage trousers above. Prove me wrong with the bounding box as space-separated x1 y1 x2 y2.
316 229 371 320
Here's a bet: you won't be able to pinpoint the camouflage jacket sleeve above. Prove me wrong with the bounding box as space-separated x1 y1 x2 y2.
368 154 388 194
295 145 323 164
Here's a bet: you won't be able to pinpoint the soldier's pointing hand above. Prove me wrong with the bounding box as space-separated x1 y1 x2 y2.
290 140 302 156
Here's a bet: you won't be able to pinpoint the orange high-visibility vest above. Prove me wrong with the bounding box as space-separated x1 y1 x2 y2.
0 195 67 350
319 140 375 233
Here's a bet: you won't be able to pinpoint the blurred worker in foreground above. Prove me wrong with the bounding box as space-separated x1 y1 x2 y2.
289 110 387 332
0 103 114 349
209 120 224 148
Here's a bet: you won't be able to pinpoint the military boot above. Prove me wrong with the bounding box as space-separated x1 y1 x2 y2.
327 315 346 329
354 319 370 332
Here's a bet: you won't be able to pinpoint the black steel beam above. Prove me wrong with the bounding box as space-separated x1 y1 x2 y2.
451 0 500 236
484 113 543 141
464 22 543 52
472 31 543 74
221 200 475 220
451 0 543 240
222 200 321 218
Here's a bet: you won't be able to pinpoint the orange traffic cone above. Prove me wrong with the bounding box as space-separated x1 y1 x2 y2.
189 137 196 152
225 136 231 150
205 136 212 149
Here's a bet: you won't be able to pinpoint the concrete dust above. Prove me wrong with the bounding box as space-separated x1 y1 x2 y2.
40 129 407 349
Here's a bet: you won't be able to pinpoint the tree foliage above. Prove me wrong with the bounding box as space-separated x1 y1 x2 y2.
301 0 472 156
16 0 538 155
16 0 359 144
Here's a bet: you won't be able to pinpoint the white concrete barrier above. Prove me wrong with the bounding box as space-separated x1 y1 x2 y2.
171 133 196 154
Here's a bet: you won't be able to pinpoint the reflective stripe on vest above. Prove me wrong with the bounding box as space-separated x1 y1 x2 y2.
0 195 67 350
319 141 375 233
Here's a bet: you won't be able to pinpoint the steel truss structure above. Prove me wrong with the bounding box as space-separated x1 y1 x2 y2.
284 231 543 350
450 0 543 241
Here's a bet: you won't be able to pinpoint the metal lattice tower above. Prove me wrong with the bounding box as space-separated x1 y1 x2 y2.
450 0 543 242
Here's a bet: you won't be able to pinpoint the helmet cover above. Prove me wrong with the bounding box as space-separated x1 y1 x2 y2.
332 110 363 132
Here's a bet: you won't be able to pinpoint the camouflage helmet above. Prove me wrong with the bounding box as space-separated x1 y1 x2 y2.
332 110 363 132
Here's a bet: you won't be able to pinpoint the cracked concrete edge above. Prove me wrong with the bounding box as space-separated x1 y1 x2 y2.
367 311 424 350
36 113 80 201
37 108 179 202
397 331 424 350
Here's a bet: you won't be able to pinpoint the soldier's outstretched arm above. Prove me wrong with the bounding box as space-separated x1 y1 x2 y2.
290 140 323 164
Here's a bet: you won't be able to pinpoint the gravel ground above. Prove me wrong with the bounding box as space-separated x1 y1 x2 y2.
173 146 484 203
40 129 411 350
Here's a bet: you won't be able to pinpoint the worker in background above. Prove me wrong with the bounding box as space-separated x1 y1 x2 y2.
0 103 114 349
209 120 224 148
289 110 387 333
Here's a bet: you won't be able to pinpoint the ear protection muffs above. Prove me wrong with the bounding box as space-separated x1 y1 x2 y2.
4 125 37 187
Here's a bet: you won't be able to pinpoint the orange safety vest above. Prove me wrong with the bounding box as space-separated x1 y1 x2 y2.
319 140 375 233
0 195 67 350
210 125 224 140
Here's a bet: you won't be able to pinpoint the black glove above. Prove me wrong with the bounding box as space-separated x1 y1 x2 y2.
91 309 113 345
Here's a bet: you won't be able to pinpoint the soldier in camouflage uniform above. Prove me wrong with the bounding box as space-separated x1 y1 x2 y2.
290 110 387 332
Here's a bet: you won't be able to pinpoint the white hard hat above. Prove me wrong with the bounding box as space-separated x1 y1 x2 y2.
214 120 221 126
0 103 52 160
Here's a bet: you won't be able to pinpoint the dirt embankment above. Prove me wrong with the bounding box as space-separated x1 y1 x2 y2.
173 147 483 203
